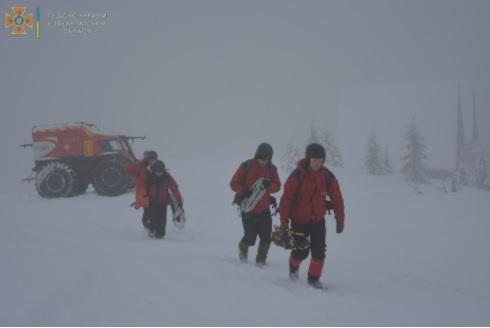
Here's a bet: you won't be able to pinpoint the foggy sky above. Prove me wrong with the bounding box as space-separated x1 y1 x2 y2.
1 0 489 192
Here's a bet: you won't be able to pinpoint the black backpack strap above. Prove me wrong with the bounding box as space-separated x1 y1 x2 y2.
240 160 250 169
325 169 335 190
145 173 170 202
289 169 304 209
240 160 251 188
233 160 251 205
324 169 336 213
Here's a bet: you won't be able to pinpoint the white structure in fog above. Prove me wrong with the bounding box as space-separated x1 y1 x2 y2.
456 86 489 188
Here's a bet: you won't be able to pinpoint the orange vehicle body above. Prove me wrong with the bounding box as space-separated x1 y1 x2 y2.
24 123 144 198
32 123 136 162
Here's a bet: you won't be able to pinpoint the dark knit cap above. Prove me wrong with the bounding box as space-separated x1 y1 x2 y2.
305 143 326 159
151 160 166 172
145 150 158 161
255 143 273 161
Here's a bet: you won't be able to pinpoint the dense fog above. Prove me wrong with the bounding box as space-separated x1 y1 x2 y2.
1 0 489 191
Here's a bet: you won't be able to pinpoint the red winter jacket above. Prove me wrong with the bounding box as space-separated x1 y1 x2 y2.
127 159 150 208
230 159 281 214
127 160 183 208
280 159 345 225
146 173 183 205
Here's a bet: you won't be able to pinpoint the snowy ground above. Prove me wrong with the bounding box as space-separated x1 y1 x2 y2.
1 158 489 326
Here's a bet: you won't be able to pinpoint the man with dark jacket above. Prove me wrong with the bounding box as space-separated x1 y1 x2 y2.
230 143 281 265
279 143 345 289
144 160 183 238
129 158 183 239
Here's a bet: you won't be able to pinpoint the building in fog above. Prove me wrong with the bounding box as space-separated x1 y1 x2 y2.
456 86 490 189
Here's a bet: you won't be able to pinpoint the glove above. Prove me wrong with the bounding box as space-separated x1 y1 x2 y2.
243 189 253 198
262 179 271 189
130 202 140 209
336 220 344 234
269 196 277 208
280 221 289 231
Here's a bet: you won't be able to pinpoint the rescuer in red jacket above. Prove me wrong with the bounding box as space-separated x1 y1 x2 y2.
127 150 158 229
230 143 281 265
143 160 183 238
128 153 183 239
279 143 345 289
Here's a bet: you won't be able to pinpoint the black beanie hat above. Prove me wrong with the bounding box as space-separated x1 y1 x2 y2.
151 160 166 172
146 150 158 161
306 143 326 159
255 142 273 161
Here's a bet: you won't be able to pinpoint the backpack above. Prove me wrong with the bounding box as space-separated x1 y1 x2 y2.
232 160 252 206
145 172 170 203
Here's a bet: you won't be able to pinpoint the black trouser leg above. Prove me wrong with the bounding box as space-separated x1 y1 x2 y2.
290 222 311 261
142 207 150 229
241 213 258 246
291 219 327 281
155 202 168 238
309 219 326 260
148 202 167 238
147 204 159 233
290 219 327 260
256 211 272 243
256 211 272 263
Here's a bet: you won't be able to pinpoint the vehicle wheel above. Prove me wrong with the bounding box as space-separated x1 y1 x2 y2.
91 159 129 196
35 162 77 198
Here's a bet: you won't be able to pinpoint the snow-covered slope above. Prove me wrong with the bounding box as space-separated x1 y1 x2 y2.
1 158 489 326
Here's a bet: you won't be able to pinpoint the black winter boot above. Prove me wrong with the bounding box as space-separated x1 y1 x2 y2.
308 276 327 290
238 240 248 263
289 265 299 281
256 240 271 266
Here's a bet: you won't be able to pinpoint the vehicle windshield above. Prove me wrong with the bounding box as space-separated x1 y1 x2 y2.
99 139 124 152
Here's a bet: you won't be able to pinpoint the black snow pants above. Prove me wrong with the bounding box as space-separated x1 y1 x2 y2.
147 201 168 238
240 210 272 246
142 207 150 229
291 218 326 261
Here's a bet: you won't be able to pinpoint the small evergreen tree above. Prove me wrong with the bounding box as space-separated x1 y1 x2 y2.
281 138 302 174
306 125 321 146
476 157 489 190
401 117 429 183
365 132 385 175
382 146 394 174
323 131 344 167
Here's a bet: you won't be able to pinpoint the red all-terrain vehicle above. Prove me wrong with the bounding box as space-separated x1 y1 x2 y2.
21 122 145 198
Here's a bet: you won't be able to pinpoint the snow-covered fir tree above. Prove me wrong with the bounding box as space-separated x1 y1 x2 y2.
475 157 489 190
382 146 394 174
281 138 302 174
323 131 343 167
401 117 429 183
306 125 321 146
450 171 462 192
365 132 385 175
